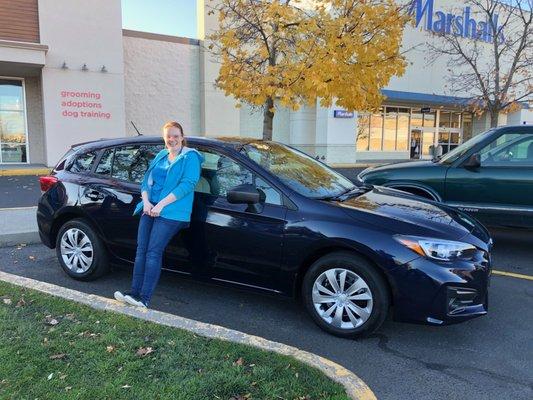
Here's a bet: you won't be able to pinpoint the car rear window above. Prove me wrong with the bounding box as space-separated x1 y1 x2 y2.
53 148 76 172
69 151 97 173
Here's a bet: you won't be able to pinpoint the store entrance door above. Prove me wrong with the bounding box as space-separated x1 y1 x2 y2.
410 129 421 159
410 128 436 159
410 110 437 159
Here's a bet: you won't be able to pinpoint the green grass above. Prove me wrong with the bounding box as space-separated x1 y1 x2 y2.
0 281 349 400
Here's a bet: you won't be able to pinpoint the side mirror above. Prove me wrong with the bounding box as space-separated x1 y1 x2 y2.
463 153 481 168
227 184 260 204
227 184 265 213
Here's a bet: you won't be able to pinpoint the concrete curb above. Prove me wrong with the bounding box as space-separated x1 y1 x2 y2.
0 168 50 176
0 270 376 400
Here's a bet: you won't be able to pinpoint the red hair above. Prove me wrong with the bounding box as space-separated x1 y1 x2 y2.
163 121 187 146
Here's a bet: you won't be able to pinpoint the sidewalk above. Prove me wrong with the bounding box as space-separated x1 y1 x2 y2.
0 207 39 247
0 163 50 176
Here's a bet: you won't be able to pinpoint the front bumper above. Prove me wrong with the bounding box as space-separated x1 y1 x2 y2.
389 249 491 325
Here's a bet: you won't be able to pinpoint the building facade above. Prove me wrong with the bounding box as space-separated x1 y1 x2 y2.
0 0 531 167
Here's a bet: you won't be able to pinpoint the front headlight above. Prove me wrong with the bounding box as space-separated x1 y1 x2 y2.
394 235 477 261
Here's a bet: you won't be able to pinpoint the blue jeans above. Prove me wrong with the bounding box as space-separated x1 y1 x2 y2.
131 214 188 305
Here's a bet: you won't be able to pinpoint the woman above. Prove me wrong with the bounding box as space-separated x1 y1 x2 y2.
114 121 203 308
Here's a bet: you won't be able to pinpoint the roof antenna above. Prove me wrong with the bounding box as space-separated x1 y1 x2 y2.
131 121 142 136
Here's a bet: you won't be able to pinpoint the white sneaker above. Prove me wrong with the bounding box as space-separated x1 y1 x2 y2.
124 294 148 308
114 291 129 303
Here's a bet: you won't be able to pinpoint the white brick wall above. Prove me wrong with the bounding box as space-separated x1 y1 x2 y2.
123 35 201 137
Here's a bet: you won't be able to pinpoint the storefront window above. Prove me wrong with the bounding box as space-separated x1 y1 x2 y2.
356 113 370 151
383 107 397 151
0 79 27 163
369 109 383 151
411 112 423 127
423 112 436 127
451 112 461 128
462 113 473 141
439 111 451 128
397 111 409 151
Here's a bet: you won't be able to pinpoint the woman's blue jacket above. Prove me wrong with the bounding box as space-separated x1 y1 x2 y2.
133 147 203 222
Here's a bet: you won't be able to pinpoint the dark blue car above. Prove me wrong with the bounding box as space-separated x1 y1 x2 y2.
37 136 492 338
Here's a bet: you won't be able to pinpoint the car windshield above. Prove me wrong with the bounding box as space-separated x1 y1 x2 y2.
439 129 495 164
240 142 356 199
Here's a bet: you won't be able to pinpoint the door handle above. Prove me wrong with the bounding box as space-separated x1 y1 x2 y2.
85 190 104 201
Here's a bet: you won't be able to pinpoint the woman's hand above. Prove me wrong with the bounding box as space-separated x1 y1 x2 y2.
143 201 154 215
150 203 164 217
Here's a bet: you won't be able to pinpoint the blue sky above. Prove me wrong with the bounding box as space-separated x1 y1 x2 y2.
121 0 197 38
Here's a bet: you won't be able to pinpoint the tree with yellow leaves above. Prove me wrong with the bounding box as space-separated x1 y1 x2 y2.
207 0 410 140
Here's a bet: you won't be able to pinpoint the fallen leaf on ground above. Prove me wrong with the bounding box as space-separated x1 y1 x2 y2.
50 353 67 360
47 373 54 380
233 357 244 366
2 298 12 305
106 346 115 353
229 395 251 400
121 385 131 389
59 374 67 380
65 386 72 391
136 347 154 357
44 315 60 326
16 299 26 307
28 256 35 260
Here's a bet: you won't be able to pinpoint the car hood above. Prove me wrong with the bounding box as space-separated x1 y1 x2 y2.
360 160 436 176
336 186 488 246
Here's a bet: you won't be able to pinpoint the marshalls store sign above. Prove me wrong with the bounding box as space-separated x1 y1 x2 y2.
409 0 505 43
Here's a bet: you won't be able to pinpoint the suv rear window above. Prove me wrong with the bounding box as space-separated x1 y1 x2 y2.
69 151 97 173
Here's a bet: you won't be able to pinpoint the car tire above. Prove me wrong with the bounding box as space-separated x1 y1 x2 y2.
55 218 109 281
302 251 390 339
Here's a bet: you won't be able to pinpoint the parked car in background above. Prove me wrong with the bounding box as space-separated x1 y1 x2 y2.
38 136 492 338
359 125 533 230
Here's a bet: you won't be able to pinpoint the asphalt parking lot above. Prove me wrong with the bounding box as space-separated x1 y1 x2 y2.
0 228 531 400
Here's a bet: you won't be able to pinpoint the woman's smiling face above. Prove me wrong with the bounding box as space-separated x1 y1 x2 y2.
163 126 183 152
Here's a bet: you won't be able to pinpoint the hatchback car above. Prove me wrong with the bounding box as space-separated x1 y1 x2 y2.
359 125 533 230
38 136 492 338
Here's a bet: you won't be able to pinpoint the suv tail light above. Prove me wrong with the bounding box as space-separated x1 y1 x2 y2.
39 176 58 193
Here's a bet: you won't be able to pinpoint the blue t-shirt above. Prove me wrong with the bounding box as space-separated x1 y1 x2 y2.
149 156 171 203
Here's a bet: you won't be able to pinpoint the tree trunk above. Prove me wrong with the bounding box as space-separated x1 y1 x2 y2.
262 97 274 141
489 110 499 128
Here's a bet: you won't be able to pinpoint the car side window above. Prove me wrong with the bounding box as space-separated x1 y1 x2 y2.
95 148 113 175
95 144 163 183
196 149 282 205
70 151 97 173
480 133 533 166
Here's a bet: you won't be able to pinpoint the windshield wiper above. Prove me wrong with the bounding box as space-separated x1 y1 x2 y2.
318 185 369 201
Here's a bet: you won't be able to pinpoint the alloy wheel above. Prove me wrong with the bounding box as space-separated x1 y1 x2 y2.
312 268 373 329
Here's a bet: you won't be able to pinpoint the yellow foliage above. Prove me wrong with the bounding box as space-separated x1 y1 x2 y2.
208 0 409 117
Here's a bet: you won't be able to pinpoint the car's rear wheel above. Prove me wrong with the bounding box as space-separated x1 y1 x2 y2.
56 218 109 281
302 251 390 338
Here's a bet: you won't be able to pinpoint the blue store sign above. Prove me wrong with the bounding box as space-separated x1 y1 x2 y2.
334 110 354 118
409 0 505 43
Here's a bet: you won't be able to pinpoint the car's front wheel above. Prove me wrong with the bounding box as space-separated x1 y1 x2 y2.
56 218 109 281
302 251 390 338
